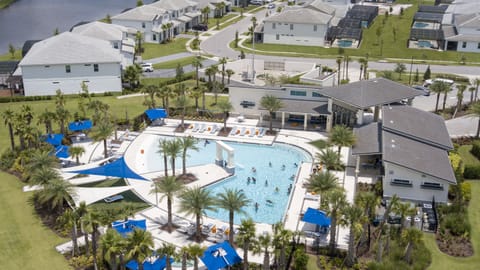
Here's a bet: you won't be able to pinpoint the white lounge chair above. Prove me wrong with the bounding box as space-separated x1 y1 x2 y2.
210 124 218 134
199 124 207 133
248 127 255 137
239 127 247 136
229 126 238 136
192 123 200 132
258 128 266 137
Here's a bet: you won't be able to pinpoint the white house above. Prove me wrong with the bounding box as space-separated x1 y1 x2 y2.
262 8 332 47
150 0 202 32
444 13 480 53
71 21 136 68
195 0 231 20
19 32 122 96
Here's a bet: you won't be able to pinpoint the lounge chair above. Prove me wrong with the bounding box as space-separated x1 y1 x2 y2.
199 124 207 133
258 128 266 137
229 126 238 136
103 195 124 203
248 127 255 137
202 223 215 235
192 123 200 132
239 127 247 136
210 124 218 134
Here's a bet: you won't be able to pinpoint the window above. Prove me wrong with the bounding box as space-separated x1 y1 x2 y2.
391 179 412 187
272 23 276 29
44 65 50 68
65 65 71 73
312 92 322 97
153 34 157 41
142 22 146 28
478 42 480 49
313 25 317 32
113 42 119 49
290 90 306 96
462 42 467 48
421 182 443 190
276 34 279 40
290 24 293 30
94 64 99 72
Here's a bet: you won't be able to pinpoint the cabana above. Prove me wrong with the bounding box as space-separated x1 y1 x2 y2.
43 133 64 146
70 157 147 180
302 207 331 228
112 219 147 237
68 120 93 132
54 145 70 158
145 108 167 126
201 242 242 270
126 256 172 270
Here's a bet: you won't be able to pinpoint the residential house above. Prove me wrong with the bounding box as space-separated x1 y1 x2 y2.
444 13 480 52
150 0 202 32
71 21 136 67
0 61 18 87
195 0 231 21
19 32 122 96
352 105 455 203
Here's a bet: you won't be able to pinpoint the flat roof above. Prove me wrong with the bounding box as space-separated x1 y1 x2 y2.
352 122 381 155
277 99 330 115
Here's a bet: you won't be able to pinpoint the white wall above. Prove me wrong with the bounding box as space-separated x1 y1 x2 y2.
455 40 480 53
21 63 122 96
383 162 450 203
263 21 328 46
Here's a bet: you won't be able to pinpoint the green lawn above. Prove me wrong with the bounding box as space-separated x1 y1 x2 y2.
0 0 16 9
308 139 328 150
153 56 201 69
141 38 189 60
208 14 237 30
458 145 480 167
0 171 71 269
424 181 480 270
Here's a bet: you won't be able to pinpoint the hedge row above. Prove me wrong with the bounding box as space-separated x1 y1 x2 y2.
470 140 480 160
0 91 117 103
464 164 480 179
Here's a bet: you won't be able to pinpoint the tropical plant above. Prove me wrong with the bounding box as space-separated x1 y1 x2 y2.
336 57 342 85
358 57 368 80
2 109 16 150
192 56 203 88
394 201 416 233
126 228 154 270
469 102 480 138
329 125 355 159
394 62 407 79
179 186 216 241
57 208 81 257
315 148 343 171
305 171 339 207
430 81 449 112
30 167 62 186
226 69 234 84
236 218 256 270
219 57 227 85
180 136 199 175
158 138 170 177
27 149 59 174
90 119 115 159
201 6 210 25
165 138 182 176
341 204 366 267
453 84 467 118
325 188 347 255
186 244 206 270
36 178 76 211
175 94 188 131
83 210 103 270
216 100 233 131
272 223 292 269
88 100 110 125
402 228 423 264
189 87 203 110
100 229 125 270
150 176 184 232
216 188 250 244
158 243 176 270
355 191 380 250
157 85 176 115
69 146 85 165
142 85 159 109
260 95 284 133
37 109 56 134
253 232 271 270
123 64 142 89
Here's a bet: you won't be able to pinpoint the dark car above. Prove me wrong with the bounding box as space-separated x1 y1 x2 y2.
192 24 208 31
412 85 430 96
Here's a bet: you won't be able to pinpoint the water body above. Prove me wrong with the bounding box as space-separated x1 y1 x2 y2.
0 0 153 53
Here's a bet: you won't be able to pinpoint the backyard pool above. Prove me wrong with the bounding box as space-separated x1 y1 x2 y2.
417 40 433 48
142 136 312 224
337 39 353 48
413 22 429 28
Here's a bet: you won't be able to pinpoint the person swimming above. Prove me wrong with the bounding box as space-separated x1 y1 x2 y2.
274 187 279 193
281 164 286 170
255 202 259 212
252 167 257 173
269 162 272 167
265 180 268 186
294 162 298 167
266 199 274 204
252 177 257 184
247 177 251 184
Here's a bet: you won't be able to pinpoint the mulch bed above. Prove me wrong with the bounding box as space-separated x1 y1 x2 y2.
174 123 191 133
176 173 198 184
436 232 474 257
217 127 231 137
160 223 179 233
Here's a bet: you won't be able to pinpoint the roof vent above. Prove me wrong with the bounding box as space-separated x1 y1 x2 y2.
391 139 395 143
390 120 394 124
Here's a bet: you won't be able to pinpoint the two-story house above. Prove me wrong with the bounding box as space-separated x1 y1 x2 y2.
150 0 202 34
444 13 480 52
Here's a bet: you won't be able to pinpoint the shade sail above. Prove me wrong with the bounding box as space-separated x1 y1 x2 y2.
302 207 331 227
68 120 93 131
55 145 70 158
72 186 132 206
112 219 147 237
201 242 242 270
126 256 172 270
44 133 64 146
145 108 167 121
71 157 147 180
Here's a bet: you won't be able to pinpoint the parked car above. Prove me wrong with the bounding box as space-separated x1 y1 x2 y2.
141 63 154 72
267 3 276 9
192 23 208 31
412 85 430 96
250 0 263 5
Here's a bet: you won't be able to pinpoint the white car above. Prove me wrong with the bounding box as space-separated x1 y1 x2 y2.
141 63 154 72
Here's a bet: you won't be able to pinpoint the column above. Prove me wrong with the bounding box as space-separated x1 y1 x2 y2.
356 110 364 125
373 106 380 122
281 112 285 129
215 142 223 166
304 113 308 130
259 113 263 126
226 150 235 174
326 115 333 132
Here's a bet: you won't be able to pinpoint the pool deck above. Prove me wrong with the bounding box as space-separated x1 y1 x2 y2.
57 118 358 265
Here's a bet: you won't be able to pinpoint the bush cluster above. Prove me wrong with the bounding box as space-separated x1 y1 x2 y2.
463 164 480 179
0 95 52 103
470 140 480 159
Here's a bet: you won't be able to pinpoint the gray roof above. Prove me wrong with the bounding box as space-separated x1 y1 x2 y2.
305 0 336 15
150 0 197 11
265 8 332 25
445 33 480 42
19 32 121 66
319 78 422 109
277 99 330 115
112 5 167 21
383 131 456 184
0 61 19 74
352 122 381 155
455 13 480 28
382 105 453 150
71 21 128 41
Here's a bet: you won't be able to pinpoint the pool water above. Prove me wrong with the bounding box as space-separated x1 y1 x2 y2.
338 39 353 48
143 136 312 224
417 40 432 48
413 22 429 28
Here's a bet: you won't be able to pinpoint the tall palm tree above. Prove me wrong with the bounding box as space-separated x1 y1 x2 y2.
260 95 284 134
165 138 182 176
27 149 59 173
272 223 292 269
253 232 272 270
57 208 81 257
402 228 423 264
469 102 480 138
23 125 41 148
179 186 216 241
358 58 368 80
37 109 56 134
36 178 76 211
142 85 159 109
55 106 70 135
226 69 234 84
186 244 206 270
325 188 347 255
91 119 115 159
179 246 190 270
189 87 203 110
236 218 256 270
305 171 339 207
219 57 227 85
329 125 355 159
394 201 416 233
88 100 110 125
216 100 233 131
30 167 61 186
442 83 453 111
216 188 251 244
158 243 176 270
355 191 380 250
468 86 476 104
84 210 103 270
201 6 210 25
20 104 34 125
336 57 342 85
430 81 449 112
341 204 366 267
176 95 188 131
180 136 199 175
158 138 170 177
126 228 154 270
315 148 343 171
2 109 16 150
69 146 85 165
192 56 203 88
453 83 467 118
100 228 125 270
150 176 184 232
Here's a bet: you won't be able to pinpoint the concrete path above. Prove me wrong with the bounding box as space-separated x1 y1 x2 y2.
445 114 479 138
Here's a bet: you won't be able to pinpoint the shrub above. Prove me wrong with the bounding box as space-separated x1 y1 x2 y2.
461 182 472 202
464 164 480 179
293 248 308 270
0 149 16 170
443 212 470 237
470 140 480 159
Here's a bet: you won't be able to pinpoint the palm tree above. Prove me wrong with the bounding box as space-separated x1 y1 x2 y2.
158 85 176 115
260 95 284 134
253 233 272 270
219 57 227 85
179 246 190 270
55 107 70 135
142 85 159 109
37 109 56 134
179 186 216 241
358 57 368 80
57 208 81 257
341 204 366 267
158 243 176 270
123 64 142 89
30 167 61 186
453 83 467 118
84 210 103 270
69 146 85 165
216 188 251 244
430 81 449 112
236 218 256 270
201 6 210 25
27 149 58 173
165 138 182 176
305 171 338 207
176 95 188 131
336 57 342 85
100 229 125 270
180 136 199 175
329 125 355 159
126 228 154 270
189 87 203 110
474 78 480 102
186 244 206 270
158 138 170 177
325 188 347 255
402 228 423 264
355 191 380 250
216 100 233 131
394 201 416 232
36 178 76 211
272 223 292 269
88 100 110 125
2 109 16 150
192 56 203 88
315 148 343 171
91 119 115 159
442 83 453 111
469 102 480 138
226 69 234 84
23 125 41 148
468 86 476 104
150 176 184 232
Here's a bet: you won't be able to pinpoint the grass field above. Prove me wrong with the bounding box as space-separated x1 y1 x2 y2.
141 38 189 60
0 171 71 269
207 14 237 30
424 181 480 270
153 56 201 69
458 145 480 167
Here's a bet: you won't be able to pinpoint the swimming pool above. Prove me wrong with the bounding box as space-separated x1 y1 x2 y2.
338 39 353 48
142 136 312 224
417 40 432 48
413 22 429 28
